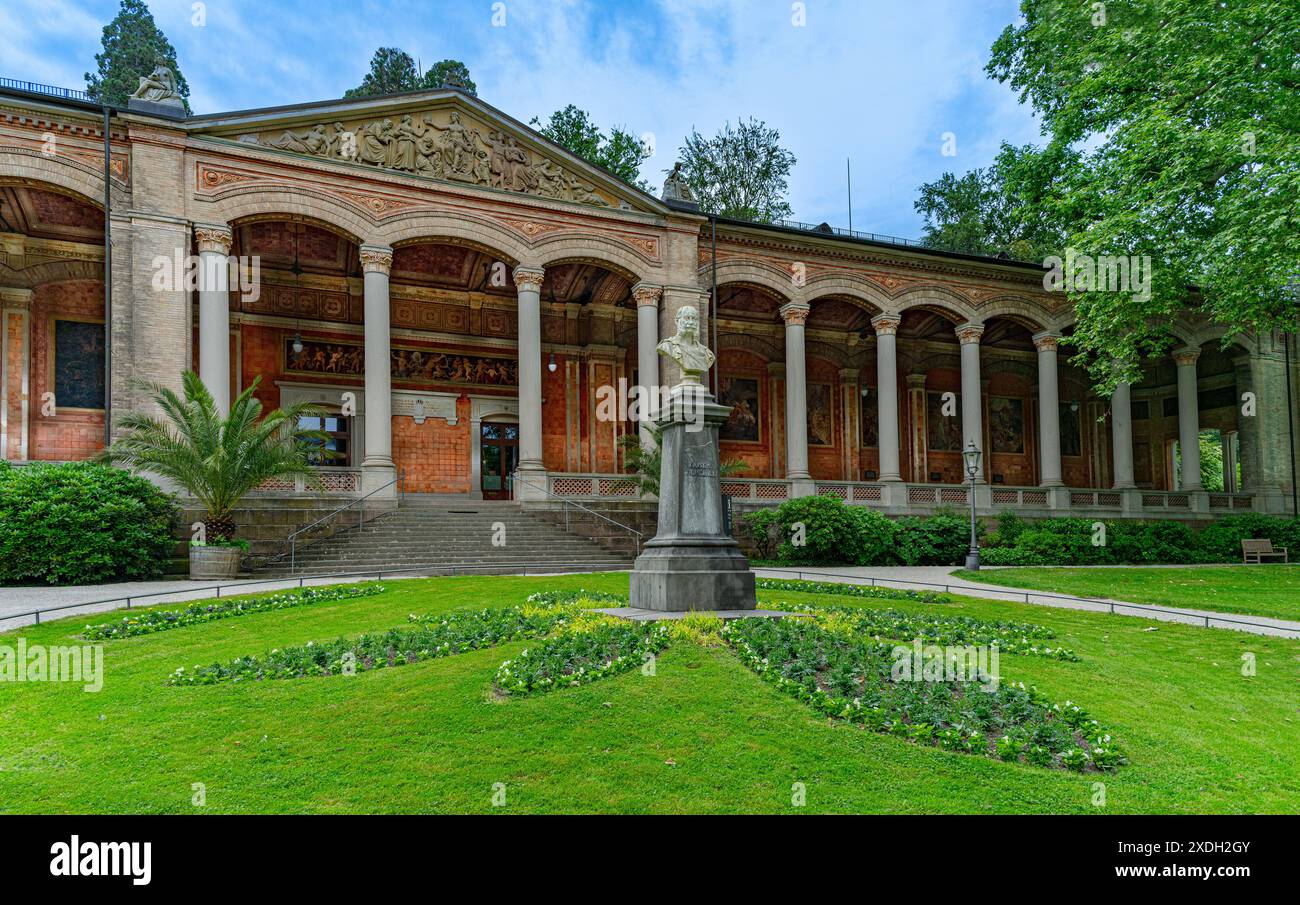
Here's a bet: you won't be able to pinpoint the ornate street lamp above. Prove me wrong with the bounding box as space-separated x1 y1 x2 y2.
963 440 982 570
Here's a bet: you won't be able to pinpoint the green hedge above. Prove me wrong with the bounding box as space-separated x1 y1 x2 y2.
0 461 178 586
743 495 1300 568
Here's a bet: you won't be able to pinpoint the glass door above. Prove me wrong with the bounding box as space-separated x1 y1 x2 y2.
480 421 520 500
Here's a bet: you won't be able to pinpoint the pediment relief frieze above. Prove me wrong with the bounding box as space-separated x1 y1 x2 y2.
238 108 622 209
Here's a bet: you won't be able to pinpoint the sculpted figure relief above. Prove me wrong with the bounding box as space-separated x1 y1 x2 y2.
130 65 184 106
259 109 611 207
657 305 715 388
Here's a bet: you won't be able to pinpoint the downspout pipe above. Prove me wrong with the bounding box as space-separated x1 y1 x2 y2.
102 102 113 449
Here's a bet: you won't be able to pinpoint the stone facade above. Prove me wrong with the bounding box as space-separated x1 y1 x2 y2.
1 82 1296 517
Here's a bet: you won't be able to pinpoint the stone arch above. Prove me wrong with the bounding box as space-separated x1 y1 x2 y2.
806 339 852 368
704 258 795 304
203 185 371 245
21 259 104 287
534 234 654 283
717 331 782 363
803 273 890 315
377 209 532 265
893 286 977 324
0 147 127 208
975 295 1053 333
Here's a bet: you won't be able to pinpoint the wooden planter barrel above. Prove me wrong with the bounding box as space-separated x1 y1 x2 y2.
189 545 243 580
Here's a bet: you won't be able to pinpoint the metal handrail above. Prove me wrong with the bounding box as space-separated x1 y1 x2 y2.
0 77 94 102
510 471 644 557
286 468 405 572
751 566 1300 636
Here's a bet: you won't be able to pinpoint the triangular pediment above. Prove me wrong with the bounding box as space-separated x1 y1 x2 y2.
188 90 664 214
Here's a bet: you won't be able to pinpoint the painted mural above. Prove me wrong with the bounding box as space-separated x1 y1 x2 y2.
719 376 761 442
860 390 878 447
989 396 1025 454
926 391 962 451
52 319 105 410
1060 403 1082 456
807 383 834 447
285 337 519 387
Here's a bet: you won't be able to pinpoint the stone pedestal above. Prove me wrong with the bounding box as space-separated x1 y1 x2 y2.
629 386 757 612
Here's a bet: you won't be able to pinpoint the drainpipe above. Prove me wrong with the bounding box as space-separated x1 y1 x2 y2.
1286 332 1298 517
102 102 112 449
709 214 718 395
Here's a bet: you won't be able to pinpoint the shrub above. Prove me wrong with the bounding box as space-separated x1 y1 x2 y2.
979 546 1052 566
1193 514 1300 563
1137 520 1197 564
895 510 973 566
845 507 899 565
773 495 865 565
0 462 178 586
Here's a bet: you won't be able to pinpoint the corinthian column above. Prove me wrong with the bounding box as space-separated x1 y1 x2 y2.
513 266 546 498
871 313 902 483
1111 380 1136 489
1174 347 1203 491
1033 332 1063 487
195 224 232 415
632 283 663 447
956 322 985 481
360 245 395 495
780 302 814 497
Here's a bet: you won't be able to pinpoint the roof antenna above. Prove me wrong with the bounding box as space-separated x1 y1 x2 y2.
846 157 853 234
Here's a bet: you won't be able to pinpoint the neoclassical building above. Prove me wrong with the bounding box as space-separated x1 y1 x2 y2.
1 78 1296 519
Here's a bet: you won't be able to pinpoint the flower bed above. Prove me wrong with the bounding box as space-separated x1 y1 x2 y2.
724 617 1123 771
167 601 583 685
805 601 1079 661
495 617 671 695
84 584 386 640
755 577 948 604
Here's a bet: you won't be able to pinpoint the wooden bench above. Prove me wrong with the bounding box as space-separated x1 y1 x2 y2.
1242 538 1289 564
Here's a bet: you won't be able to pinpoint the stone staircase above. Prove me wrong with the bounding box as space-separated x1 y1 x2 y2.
254 495 635 577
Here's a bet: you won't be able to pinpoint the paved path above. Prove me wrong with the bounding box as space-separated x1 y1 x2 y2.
752 566 1300 640
0 566 631 631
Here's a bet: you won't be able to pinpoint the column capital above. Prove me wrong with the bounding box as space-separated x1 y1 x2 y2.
631 282 663 308
838 367 859 384
359 245 393 274
1032 331 1061 352
193 223 232 255
0 287 34 308
1172 347 1201 367
955 322 985 344
870 313 901 335
767 361 786 378
513 265 546 291
779 302 810 326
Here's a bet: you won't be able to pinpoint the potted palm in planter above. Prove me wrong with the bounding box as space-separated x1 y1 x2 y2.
106 371 329 579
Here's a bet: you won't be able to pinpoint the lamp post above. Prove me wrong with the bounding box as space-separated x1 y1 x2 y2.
963 440 982 570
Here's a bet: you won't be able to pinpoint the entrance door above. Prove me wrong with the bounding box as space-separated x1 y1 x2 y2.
480 421 520 500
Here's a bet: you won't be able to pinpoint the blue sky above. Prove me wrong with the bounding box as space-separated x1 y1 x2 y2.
0 0 1041 237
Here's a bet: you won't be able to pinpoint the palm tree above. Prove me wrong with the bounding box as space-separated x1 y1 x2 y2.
106 371 329 541
619 425 746 497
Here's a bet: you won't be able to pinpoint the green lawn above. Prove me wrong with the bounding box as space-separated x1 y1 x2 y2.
2 573 1297 814
952 565 1300 622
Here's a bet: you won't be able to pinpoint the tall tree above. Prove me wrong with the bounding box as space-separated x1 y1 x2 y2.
345 49 477 98
983 0 1300 390
344 47 422 97
530 105 650 189
677 119 796 222
85 0 190 111
424 59 476 95
914 143 1076 259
